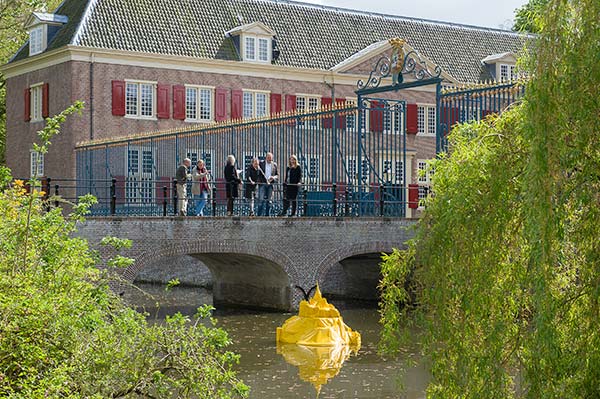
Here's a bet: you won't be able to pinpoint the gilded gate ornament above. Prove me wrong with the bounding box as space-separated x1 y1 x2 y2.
389 38 406 85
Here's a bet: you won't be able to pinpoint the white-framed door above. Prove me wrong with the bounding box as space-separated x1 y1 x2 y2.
126 146 155 204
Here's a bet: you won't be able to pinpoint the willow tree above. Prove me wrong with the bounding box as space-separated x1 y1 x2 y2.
379 0 600 397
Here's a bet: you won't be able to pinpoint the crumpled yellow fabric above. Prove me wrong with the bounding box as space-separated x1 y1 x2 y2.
276 285 361 347
276 285 361 395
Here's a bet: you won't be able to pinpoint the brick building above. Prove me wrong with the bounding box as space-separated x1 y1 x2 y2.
2 0 527 207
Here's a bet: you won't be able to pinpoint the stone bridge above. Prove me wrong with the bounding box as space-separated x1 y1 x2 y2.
76 217 416 310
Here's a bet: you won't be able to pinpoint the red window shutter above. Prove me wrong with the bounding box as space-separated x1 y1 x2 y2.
270 93 282 115
24 88 31 122
111 80 126 116
321 97 333 128
451 108 461 126
231 90 243 120
114 176 126 205
370 101 383 133
408 184 419 209
285 94 296 112
335 97 346 129
42 83 49 118
156 84 170 119
215 88 227 121
173 85 186 120
406 103 418 134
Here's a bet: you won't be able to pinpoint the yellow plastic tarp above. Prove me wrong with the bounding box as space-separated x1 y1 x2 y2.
276 285 361 348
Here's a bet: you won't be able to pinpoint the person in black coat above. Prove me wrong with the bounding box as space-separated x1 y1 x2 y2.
278 154 302 216
224 155 241 216
245 157 260 216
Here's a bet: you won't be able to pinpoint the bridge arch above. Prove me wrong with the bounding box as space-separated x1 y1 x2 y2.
123 240 298 311
315 241 405 301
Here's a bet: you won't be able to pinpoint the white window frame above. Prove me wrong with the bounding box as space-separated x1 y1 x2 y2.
296 94 321 127
346 157 370 185
30 150 44 177
499 63 518 81
125 80 157 120
243 35 271 63
30 83 43 122
300 154 321 185
417 104 436 136
382 102 405 135
185 85 214 123
126 146 156 205
29 25 46 56
242 90 270 119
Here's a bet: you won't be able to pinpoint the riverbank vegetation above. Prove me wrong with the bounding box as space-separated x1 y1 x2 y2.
0 105 248 398
379 0 600 397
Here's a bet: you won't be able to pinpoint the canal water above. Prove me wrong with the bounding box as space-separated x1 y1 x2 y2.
123 284 428 399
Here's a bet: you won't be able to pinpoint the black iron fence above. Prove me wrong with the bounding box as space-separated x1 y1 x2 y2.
22 177 420 218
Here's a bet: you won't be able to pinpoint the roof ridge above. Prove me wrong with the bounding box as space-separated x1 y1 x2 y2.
71 0 99 45
260 0 530 37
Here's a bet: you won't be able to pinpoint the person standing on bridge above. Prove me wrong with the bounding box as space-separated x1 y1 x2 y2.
191 159 210 216
175 158 192 216
278 154 302 217
257 152 278 216
224 155 242 216
245 157 260 216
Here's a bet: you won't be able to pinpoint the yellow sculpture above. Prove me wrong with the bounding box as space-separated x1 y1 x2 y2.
276 285 361 347
389 37 406 85
276 285 361 395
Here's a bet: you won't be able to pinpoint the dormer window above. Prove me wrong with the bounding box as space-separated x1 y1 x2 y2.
29 26 44 55
25 12 68 57
225 21 276 64
481 52 519 81
244 36 270 62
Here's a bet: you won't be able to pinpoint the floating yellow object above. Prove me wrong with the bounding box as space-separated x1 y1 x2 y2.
276 285 361 395
276 285 361 347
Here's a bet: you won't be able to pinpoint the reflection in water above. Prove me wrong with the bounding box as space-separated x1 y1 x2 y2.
122 283 429 398
277 343 359 397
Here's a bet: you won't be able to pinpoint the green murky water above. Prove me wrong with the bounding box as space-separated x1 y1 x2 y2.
122 284 428 398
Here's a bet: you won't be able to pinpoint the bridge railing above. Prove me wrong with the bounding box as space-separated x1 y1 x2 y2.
16 177 419 218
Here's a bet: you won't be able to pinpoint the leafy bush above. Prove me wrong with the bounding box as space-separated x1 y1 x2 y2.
0 104 248 398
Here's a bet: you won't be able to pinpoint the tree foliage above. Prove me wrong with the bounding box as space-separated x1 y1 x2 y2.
0 0 62 164
513 0 549 33
0 106 249 398
379 0 600 397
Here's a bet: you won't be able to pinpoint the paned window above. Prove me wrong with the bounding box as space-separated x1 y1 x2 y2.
186 86 212 121
382 159 404 184
244 36 270 63
296 95 320 127
30 84 43 122
30 151 44 177
383 103 404 134
29 26 44 55
500 64 517 80
128 149 139 174
417 105 436 135
245 37 255 60
142 150 153 174
346 99 357 131
242 91 269 119
126 81 155 118
417 158 434 207
258 38 269 61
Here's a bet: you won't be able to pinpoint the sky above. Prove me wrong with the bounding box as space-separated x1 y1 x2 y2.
300 0 529 30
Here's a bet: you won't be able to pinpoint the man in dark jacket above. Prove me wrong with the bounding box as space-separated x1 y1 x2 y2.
176 158 191 216
256 152 278 216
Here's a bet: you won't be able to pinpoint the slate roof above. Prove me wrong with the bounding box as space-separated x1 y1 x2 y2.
10 0 532 82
